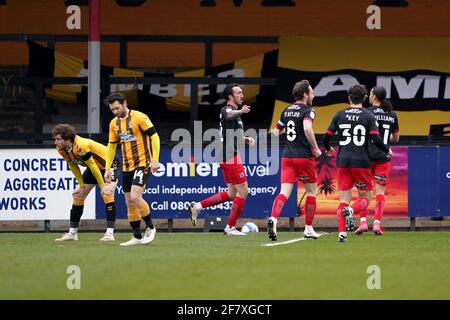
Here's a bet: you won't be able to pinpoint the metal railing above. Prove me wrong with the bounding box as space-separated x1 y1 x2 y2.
0 34 278 68
1 76 277 144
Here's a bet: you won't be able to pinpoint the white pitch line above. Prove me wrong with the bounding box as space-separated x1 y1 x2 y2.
262 232 330 247
263 237 307 247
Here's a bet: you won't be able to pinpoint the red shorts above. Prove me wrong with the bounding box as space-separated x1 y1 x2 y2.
220 154 247 185
371 161 391 185
338 167 373 191
280 157 317 184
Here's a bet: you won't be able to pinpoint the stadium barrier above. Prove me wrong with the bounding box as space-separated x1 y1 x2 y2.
1 145 448 231
0 146 297 226
408 146 450 229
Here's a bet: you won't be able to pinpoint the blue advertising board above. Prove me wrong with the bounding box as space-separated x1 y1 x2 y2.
408 146 450 217
96 146 297 219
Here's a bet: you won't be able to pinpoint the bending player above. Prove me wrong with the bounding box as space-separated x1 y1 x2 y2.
53 124 118 242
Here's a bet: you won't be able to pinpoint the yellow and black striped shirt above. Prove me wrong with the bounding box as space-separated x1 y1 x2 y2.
57 135 107 170
108 110 155 172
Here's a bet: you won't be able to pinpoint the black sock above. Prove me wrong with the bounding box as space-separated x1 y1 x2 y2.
105 202 116 229
130 220 142 239
142 214 154 229
70 205 84 228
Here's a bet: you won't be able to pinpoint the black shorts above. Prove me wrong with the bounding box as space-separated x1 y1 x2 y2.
82 159 119 185
122 167 151 193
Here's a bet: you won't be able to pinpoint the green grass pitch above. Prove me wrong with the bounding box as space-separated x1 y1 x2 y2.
1 231 450 299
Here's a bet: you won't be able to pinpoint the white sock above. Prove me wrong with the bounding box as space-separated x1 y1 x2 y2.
106 228 114 234
194 202 203 211
374 219 381 224
69 228 77 234
339 231 347 237
270 216 278 223
305 225 313 232
360 217 367 223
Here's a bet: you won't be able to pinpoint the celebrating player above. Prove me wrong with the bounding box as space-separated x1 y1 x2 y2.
323 84 392 242
104 93 160 246
354 86 400 235
53 124 118 242
188 83 255 236
267 80 322 241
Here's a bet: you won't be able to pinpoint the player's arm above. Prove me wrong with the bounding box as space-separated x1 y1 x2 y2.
390 114 400 143
104 142 117 183
105 120 119 175
142 117 161 172
303 121 321 157
323 114 339 156
104 142 117 171
370 131 390 153
68 162 84 189
81 154 105 188
244 136 256 146
271 116 286 137
303 110 321 157
390 131 400 143
144 127 160 163
226 105 251 119
322 130 335 156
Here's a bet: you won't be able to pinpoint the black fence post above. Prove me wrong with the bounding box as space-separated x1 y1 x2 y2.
289 217 295 232
44 220 51 233
101 77 111 134
410 217 416 231
119 36 127 68
205 40 213 68
190 83 198 130
34 81 44 143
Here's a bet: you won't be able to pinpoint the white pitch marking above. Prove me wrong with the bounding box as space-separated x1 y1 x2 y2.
263 237 307 247
262 232 329 247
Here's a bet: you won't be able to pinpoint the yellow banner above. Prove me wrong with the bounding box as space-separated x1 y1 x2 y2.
274 36 450 136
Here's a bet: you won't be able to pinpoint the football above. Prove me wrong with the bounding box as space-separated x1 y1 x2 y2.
241 222 259 233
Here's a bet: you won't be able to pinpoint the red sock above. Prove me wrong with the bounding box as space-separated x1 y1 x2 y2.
359 209 368 219
337 202 348 233
271 194 287 219
350 197 369 214
227 196 246 227
305 196 316 226
374 194 385 221
200 192 230 208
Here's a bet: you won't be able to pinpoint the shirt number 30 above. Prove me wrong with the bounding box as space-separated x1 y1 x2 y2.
339 124 366 146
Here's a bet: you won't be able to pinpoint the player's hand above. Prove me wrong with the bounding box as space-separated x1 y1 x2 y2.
325 147 335 157
103 170 112 183
72 186 84 197
312 148 322 158
386 148 393 159
246 137 256 147
241 105 251 114
101 183 115 195
150 160 160 173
